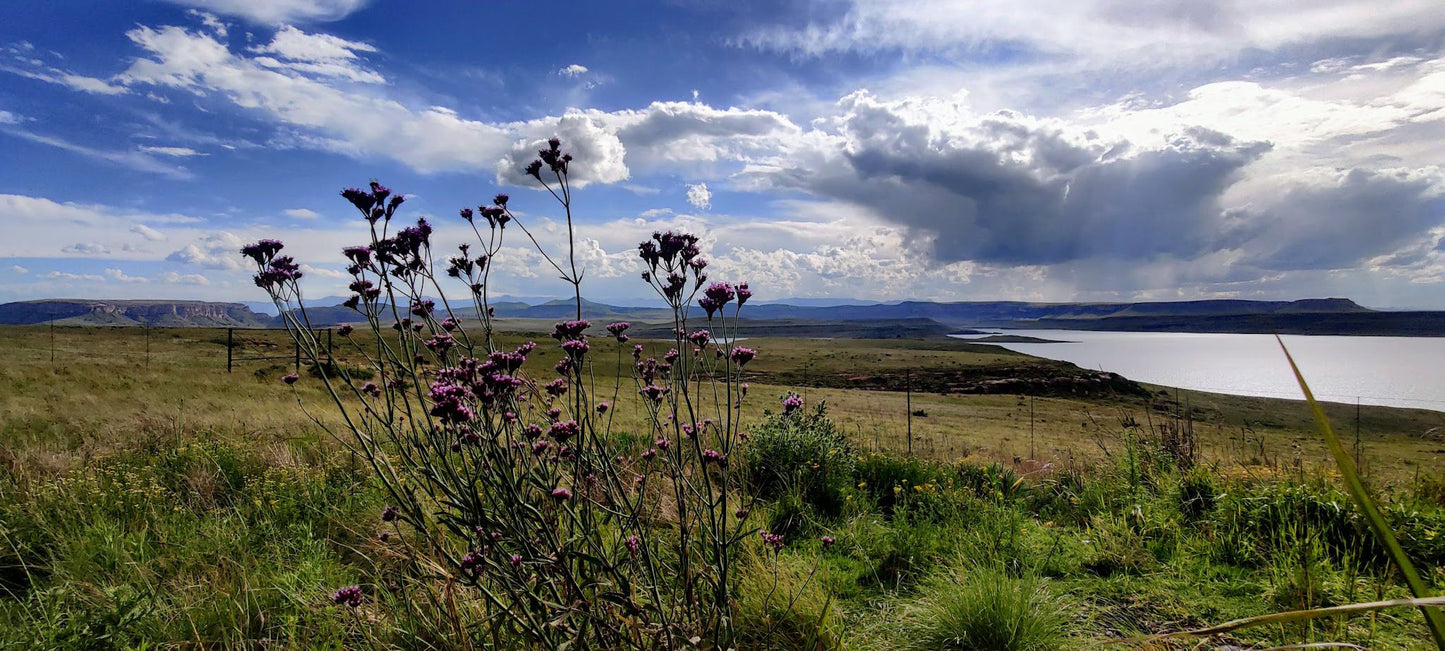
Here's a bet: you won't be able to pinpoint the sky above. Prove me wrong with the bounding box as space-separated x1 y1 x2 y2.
1 1 1444 309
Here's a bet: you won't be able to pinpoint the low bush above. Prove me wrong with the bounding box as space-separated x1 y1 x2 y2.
744 402 855 517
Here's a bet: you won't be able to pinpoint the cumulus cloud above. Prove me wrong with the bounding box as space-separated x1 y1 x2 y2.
105 268 148 283
558 64 589 77
0 110 18 124
686 182 711 210
166 231 247 270
162 0 371 24
250 25 384 83
161 270 210 285
743 91 1270 265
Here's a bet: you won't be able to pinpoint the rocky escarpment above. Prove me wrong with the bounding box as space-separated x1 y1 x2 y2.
0 300 273 327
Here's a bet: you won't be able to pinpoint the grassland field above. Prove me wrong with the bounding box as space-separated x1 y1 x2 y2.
2 324 1444 648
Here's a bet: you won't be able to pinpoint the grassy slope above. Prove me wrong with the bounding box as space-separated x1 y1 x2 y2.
2 325 1443 647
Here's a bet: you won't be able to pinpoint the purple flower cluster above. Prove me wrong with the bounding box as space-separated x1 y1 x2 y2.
281 373 299 385
331 585 363 607
782 392 804 415
525 137 572 179
821 535 836 551
381 505 399 522
247 247 303 291
424 332 454 354
730 347 756 366
701 449 728 467
687 329 711 347
341 180 406 223
551 487 573 501
460 194 511 229
605 321 631 342
759 530 785 552
240 239 284 264
425 343 534 410
428 382 474 424
698 282 736 319
548 420 579 442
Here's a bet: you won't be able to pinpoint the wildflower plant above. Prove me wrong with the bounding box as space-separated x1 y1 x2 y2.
242 139 773 647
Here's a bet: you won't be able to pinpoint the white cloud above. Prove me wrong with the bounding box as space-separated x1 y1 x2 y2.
250 25 383 83
161 271 210 285
166 231 247 270
104 268 148 283
162 0 371 24
558 64 589 78
9 265 28 274
739 0 1445 70
0 110 20 124
4 128 192 179
130 224 167 241
284 208 319 219
138 145 206 157
685 182 712 210
62 243 111 255
0 64 128 95
188 10 228 37
119 24 512 174
41 271 106 282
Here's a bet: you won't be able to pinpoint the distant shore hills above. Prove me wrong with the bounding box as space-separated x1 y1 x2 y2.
5 296 1445 337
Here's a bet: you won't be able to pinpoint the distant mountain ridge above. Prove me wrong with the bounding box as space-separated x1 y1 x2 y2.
4 296 1441 336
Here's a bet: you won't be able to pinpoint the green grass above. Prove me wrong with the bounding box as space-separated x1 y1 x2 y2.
2 325 1443 647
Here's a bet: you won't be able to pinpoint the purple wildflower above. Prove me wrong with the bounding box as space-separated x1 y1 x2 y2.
331 585 363 608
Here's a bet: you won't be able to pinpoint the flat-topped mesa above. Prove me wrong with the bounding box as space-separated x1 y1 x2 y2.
0 299 273 327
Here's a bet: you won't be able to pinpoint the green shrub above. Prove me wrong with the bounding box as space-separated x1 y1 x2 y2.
1177 468 1219 522
745 403 855 517
956 462 1026 502
901 566 1068 650
853 453 952 516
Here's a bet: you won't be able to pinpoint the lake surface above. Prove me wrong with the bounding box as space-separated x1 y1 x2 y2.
950 330 1445 412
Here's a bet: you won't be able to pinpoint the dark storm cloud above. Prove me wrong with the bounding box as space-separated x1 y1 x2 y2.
1244 169 1445 271
759 94 1273 266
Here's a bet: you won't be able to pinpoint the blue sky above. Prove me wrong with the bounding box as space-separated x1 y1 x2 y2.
2 0 1444 308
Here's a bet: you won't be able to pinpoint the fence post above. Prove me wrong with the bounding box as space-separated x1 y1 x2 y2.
1029 395 1035 460
227 328 233 373
906 368 913 457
